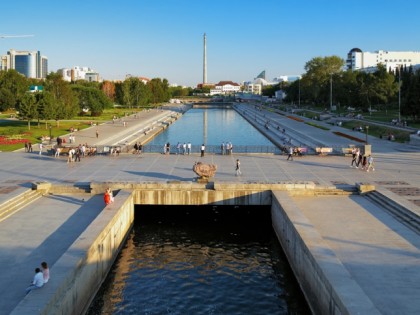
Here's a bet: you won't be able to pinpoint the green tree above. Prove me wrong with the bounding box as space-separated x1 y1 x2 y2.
0 69 29 110
17 93 38 130
71 85 112 116
36 91 57 128
301 56 345 104
44 72 78 126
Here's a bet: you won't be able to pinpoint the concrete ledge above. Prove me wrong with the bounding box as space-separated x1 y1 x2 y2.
271 191 381 315
356 182 376 194
11 190 135 315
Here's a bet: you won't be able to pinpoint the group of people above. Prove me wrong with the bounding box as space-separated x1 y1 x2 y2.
25 262 50 295
221 142 233 155
133 142 143 154
175 142 192 155
350 147 375 172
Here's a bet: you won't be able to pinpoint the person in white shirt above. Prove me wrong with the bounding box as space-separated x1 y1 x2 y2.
26 268 44 295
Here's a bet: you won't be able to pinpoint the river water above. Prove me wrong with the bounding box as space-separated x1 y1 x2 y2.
87 206 310 314
148 107 274 146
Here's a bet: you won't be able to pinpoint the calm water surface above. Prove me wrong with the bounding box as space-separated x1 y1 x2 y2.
87 206 310 315
149 108 274 146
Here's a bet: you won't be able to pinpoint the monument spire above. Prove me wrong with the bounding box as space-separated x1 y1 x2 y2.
203 33 207 84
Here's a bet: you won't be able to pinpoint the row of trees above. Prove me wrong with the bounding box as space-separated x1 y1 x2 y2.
0 70 195 128
263 56 419 120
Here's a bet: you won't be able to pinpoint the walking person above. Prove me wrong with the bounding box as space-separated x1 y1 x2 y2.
350 147 359 168
235 159 242 176
287 146 294 161
187 142 192 155
366 155 375 172
39 143 43 155
96 129 99 138
200 144 205 157
221 142 225 155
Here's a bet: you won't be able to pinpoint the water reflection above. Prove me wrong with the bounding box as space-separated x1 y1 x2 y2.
149 108 274 146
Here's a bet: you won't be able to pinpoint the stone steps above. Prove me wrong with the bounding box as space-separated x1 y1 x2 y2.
365 191 420 234
0 189 43 222
48 184 91 195
315 186 358 196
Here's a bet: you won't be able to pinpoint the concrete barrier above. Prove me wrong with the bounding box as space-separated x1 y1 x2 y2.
271 191 381 315
11 190 135 315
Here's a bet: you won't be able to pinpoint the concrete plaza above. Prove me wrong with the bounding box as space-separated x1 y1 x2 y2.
0 104 419 314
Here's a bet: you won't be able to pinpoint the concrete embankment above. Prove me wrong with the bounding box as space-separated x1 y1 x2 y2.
271 191 381 315
10 190 135 315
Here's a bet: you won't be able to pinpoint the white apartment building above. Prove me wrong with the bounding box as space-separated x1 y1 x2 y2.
57 66 101 82
244 83 262 95
346 48 420 72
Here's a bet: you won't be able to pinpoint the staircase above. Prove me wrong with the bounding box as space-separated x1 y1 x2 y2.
365 190 420 234
48 183 92 195
0 189 43 222
315 185 359 196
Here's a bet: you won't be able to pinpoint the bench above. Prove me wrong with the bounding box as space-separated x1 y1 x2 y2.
315 147 333 156
342 148 353 156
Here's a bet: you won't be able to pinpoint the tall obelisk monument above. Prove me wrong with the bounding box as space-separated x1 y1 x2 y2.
203 33 207 84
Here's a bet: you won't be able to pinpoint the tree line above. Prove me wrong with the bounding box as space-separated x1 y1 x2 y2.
263 56 419 120
0 70 193 128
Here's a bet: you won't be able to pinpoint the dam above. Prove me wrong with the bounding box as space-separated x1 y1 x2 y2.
1 104 419 315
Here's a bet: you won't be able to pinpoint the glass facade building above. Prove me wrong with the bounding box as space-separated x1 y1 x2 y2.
2 49 48 79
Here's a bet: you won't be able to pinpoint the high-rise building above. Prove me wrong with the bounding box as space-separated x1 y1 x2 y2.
346 48 420 72
1 49 48 79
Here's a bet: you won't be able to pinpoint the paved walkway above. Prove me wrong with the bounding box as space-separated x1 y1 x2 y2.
0 103 419 314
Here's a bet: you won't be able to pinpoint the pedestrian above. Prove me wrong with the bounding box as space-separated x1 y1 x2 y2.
350 147 359 168
366 155 375 172
221 142 225 155
41 262 50 284
75 147 81 162
39 143 43 155
187 142 192 155
356 151 363 168
182 142 187 155
235 159 242 176
96 129 99 138
176 142 181 155
361 155 367 170
287 146 294 161
26 268 44 295
104 188 113 205
138 144 143 154
200 144 205 157
24 142 28 152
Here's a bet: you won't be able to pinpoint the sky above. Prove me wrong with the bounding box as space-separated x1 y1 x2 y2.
1 0 420 87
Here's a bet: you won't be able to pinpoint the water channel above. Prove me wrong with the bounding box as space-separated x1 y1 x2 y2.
87 107 310 314
148 107 275 147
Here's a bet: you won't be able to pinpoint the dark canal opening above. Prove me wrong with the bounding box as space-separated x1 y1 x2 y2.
87 205 311 314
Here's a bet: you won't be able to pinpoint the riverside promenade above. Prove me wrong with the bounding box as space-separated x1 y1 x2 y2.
0 103 419 314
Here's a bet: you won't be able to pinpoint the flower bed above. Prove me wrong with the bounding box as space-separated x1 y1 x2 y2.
287 115 304 122
0 136 29 145
333 131 365 143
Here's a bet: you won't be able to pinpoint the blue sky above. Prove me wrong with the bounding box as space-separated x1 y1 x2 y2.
1 0 420 87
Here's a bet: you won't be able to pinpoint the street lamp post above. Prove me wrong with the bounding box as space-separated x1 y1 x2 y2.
330 74 333 112
398 71 401 123
49 125 52 144
298 78 301 108
365 125 369 144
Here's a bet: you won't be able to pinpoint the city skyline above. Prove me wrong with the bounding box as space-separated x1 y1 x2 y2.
1 0 420 87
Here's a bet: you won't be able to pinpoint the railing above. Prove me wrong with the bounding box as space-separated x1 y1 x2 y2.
142 144 282 154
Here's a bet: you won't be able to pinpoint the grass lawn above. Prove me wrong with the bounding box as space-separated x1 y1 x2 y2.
341 121 411 143
0 119 93 151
